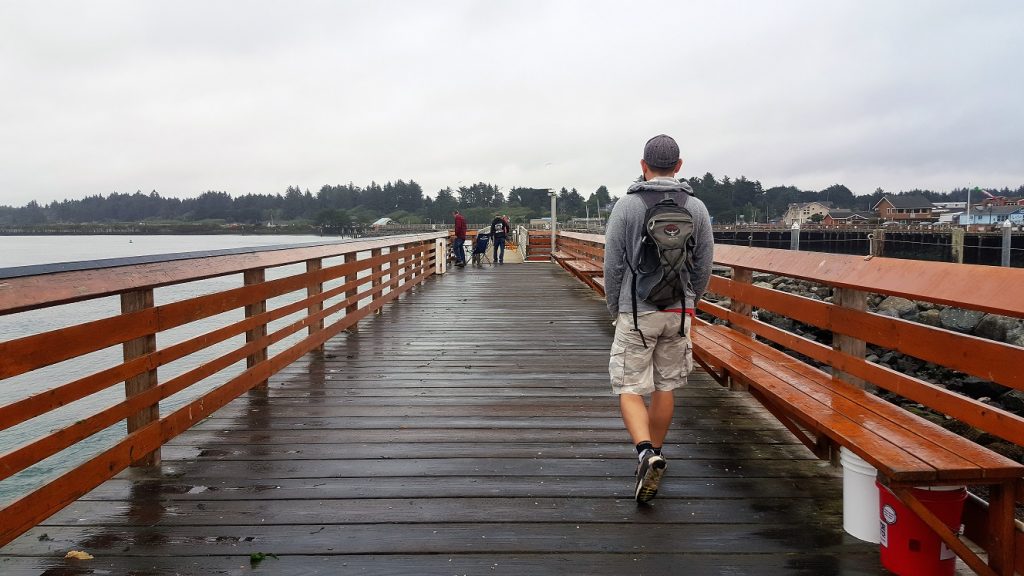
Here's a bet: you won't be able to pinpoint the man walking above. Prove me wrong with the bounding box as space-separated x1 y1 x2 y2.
602 134 714 503
490 213 509 264
453 210 467 267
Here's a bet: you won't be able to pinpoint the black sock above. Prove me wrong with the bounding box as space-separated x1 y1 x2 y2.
652 447 662 456
635 441 653 455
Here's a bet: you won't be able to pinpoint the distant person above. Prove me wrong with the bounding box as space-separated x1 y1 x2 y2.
490 213 510 264
501 214 513 245
453 210 467 267
602 134 714 503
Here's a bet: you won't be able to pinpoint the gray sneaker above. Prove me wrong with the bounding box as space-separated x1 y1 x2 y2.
634 449 667 503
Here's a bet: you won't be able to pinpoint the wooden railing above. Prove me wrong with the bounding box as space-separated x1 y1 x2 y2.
0 233 447 547
553 231 1024 570
557 231 606 263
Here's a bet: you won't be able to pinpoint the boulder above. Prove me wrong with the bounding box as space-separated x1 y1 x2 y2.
958 376 1006 400
974 314 1021 343
754 281 774 290
999 389 1024 414
768 316 795 332
917 309 942 327
877 296 918 318
939 308 986 333
1007 327 1024 348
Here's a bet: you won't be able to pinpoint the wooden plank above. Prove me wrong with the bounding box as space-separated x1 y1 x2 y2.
712 244 1024 318
0 553 881 576
566 260 603 274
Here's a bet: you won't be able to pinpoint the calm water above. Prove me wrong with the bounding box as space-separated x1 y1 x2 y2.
0 234 337 503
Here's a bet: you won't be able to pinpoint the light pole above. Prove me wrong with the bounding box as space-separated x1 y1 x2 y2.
549 189 557 259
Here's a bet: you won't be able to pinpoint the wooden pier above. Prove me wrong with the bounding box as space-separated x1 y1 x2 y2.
0 264 882 574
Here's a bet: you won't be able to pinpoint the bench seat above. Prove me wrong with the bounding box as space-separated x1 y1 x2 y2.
565 259 602 275
692 320 1024 485
549 250 578 261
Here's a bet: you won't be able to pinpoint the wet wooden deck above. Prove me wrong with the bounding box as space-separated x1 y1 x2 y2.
1 263 884 575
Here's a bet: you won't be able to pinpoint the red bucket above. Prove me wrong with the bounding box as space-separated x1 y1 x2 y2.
877 481 967 576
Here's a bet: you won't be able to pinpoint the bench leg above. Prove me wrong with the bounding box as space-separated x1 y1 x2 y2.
986 481 1015 576
893 487 1001 576
748 388 829 459
694 355 728 386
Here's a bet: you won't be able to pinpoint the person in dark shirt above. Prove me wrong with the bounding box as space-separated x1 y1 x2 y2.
490 213 510 264
453 210 467 267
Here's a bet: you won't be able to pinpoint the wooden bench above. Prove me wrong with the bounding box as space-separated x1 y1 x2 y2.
551 233 1024 575
551 249 601 290
552 234 606 294
690 247 1024 576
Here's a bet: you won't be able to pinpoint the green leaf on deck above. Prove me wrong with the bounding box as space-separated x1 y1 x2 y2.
250 552 279 566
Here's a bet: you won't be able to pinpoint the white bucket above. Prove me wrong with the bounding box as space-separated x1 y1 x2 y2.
840 446 880 543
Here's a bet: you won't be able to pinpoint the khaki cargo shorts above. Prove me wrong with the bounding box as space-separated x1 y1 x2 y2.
609 311 693 395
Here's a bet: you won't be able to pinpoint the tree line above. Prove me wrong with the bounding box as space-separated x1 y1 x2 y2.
2 177 1021 230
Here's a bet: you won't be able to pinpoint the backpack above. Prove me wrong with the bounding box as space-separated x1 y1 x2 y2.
625 191 695 347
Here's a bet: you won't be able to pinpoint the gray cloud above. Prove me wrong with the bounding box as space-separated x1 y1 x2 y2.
1 0 1022 207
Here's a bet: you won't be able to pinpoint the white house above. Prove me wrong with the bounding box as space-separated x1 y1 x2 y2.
782 202 831 226
958 206 1024 226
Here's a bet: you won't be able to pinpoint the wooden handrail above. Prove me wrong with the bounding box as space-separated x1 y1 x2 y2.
712 244 1024 318
0 233 444 315
0 233 446 547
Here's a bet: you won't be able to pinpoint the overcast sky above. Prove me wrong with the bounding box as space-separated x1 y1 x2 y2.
1 1 1022 207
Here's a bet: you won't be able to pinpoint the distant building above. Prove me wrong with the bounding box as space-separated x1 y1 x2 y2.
871 194 936 224
530 217 552 229
782 202 831 226
980 196 1024 208
822 209 874 226
937 211 962 225
371 217 395 228
958 205 1024 227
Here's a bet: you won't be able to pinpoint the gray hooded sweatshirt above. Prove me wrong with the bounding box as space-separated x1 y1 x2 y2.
603 177 714 318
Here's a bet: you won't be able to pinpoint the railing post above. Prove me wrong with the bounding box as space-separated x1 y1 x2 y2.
550 191 558 259
436 237 447 275
415 240 426 279
951 228 965 264
871 228 885 257
1002 219 1012 267
244 268 268 389
371 247 383 314
832 287 868 389
790 223 800 251
345 252 358 331
306 258 324 352
120 289 160 466
729 267 754 338
727 267 754 391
